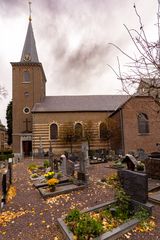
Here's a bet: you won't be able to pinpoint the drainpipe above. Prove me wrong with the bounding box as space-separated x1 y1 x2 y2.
120 108 125 155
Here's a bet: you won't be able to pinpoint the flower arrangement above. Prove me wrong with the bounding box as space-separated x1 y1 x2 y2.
47 178 59 186
44 171 55 180
137 161 145 171
47 178 59 191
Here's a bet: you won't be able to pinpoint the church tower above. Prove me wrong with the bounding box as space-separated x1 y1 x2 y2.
11 3 46 157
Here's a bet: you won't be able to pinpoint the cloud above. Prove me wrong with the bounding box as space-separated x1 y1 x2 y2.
0 0 158 124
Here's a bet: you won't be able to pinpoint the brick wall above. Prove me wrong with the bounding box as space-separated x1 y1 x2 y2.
32 112 110 155
110 96 160 155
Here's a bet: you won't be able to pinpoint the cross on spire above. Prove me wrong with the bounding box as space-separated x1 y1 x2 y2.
29 1 32 21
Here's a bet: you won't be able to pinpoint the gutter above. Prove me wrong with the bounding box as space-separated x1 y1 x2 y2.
120 108 125 155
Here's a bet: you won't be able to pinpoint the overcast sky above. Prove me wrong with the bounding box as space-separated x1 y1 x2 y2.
0 0 158 126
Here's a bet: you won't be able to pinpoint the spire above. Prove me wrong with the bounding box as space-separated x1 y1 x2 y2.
20 1 39 62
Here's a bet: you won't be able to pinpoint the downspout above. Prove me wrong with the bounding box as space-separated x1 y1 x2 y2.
120 108 125 155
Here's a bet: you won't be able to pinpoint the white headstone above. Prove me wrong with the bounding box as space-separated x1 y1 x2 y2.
61 155 67 175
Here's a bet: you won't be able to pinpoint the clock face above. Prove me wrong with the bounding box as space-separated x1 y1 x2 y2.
24 53 31 61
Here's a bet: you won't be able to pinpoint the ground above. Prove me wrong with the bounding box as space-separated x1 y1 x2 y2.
0 158 160 240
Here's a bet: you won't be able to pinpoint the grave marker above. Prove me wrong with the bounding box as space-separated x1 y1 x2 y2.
118 169 148 203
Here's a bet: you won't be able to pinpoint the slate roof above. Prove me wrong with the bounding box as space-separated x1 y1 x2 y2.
20 21 39 62
32 95 130 113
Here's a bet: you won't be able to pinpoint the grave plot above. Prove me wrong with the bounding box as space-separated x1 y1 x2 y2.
58 169 153 240
36 152 89 198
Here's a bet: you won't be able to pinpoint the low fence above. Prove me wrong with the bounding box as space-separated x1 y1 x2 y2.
0 159 13 209
145 158 160 180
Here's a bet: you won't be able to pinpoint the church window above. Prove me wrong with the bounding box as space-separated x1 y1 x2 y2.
100 122 108 139
24 91 29 97
23 107 30 114
75 123 83 140
23 71 30 82
138 113 149 134
50 123 58 140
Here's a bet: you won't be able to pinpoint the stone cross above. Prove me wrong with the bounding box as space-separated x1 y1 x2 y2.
81 141 89 169
23 118 31 132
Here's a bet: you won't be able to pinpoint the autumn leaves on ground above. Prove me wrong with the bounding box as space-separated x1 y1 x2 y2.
0 158 159 240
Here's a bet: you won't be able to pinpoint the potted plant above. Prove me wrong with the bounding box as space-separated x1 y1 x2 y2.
137 161 145 172
47 178 59 191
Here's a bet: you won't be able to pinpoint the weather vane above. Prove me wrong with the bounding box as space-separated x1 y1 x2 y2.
29 1 32 21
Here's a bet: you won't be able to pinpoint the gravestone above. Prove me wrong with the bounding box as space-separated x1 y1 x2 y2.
137 149 148 161
81 141 89 168
77 152 89 184
118 169 148 203
61 155 67 176
67 160 74 176
122 154 138 171
53 158 59 172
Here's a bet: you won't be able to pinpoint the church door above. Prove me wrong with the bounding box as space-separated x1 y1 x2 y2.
23 141 32 156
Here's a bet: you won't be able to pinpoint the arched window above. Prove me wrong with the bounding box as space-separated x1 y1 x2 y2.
100 122 108 139
75 123 83 139
138 113 149 134
23 71 30 82
50 123 58 140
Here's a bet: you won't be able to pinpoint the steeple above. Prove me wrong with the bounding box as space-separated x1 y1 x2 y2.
20 1 39 62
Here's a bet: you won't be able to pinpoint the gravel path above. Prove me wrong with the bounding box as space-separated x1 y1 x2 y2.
0 158 160 240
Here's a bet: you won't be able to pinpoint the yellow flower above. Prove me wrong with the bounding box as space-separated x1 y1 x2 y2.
44 171 55 179
47 178 59 186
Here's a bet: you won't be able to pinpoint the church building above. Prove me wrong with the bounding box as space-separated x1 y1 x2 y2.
11 11 160 159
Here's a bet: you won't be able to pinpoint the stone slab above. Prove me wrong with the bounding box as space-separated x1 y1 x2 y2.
148 178 160 192
33 177 69 188
38 183 85 198
149 190 160 204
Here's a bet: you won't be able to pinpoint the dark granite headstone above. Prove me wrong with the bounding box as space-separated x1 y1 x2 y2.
118 169 148 203
67 160 74 176
53 158 59 172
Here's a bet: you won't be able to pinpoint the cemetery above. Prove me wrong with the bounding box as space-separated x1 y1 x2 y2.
1 147 160 240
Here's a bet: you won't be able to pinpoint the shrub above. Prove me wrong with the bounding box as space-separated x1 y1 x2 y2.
57 171 62 179
65 209 81 223
44 159 50 168
28 163 38 171
31 173 38 178
0 153 14 161
65 209 103 239
75 214 103 239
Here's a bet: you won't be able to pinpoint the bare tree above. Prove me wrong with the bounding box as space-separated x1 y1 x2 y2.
108 1 160 102
84 120 94 153
0 86 7 98
62 122 75 154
